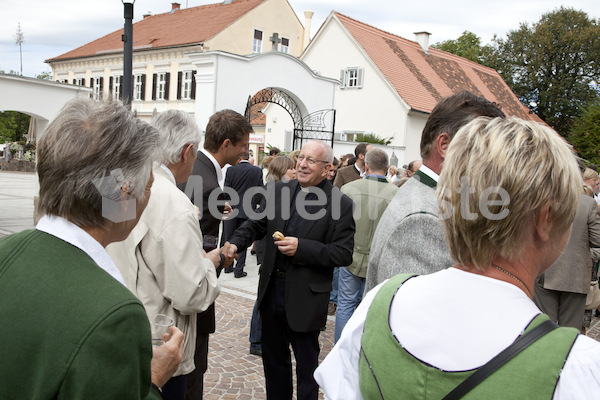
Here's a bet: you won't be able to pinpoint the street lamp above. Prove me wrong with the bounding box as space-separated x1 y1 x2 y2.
122 0 135 108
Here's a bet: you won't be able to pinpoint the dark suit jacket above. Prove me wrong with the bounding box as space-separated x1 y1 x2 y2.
333 164 361 189
224 161 264 221
179 150 225 238
228 179 355 332
178 150 224 334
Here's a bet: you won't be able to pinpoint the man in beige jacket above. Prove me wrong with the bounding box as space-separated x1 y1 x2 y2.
108 110 229 400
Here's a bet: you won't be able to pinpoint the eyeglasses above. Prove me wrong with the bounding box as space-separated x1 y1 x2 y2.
297 154 329 166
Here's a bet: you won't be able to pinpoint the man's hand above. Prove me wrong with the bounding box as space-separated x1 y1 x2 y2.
276 236 298 257
205 247 222 268
222 202 232 220
151 326 184 389
222 241 238 260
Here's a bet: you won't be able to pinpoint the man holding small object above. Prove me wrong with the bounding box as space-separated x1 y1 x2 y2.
108 110 229 400
179 109 251 399
223 140 355 400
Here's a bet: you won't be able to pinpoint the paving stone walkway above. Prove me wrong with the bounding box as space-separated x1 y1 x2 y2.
206 287 334 399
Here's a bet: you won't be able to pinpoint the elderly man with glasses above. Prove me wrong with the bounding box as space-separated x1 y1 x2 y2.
224 140 355 400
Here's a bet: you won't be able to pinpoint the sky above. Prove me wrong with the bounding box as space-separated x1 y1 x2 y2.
1 0 599 78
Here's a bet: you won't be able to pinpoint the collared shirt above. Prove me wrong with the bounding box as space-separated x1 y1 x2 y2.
36 215 125 286
419 164 439 182
200 148 224 184
355 164 366 179
366 174 387 181
160 163 176 184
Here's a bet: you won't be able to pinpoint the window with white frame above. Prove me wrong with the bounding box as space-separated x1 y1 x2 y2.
134 75 144 100
93 77 102 100
76 78 84 86
340 67 364 89
280 37 290 54
113 75 121 100
182 71 193 99
253 29 263 53
157 72 167 100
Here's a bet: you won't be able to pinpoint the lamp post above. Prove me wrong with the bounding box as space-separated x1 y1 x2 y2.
122 0 135 108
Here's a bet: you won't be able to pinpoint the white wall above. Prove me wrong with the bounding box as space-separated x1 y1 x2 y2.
301 17 411 149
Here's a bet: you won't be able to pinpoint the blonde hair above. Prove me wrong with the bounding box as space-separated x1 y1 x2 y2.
583 168 598 184
437 116 581 270
583 184 594 197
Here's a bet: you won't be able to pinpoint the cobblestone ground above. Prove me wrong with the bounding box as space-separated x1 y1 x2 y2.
206 289 334 399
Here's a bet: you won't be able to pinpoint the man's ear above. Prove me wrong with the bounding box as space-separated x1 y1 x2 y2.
436 132 451 160
182 143 194 162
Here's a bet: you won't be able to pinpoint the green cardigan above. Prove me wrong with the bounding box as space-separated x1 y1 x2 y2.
341 176 398 278
0 230 161 400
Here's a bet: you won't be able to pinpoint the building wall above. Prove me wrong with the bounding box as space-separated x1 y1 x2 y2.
301 17 411 152
208 0 304 57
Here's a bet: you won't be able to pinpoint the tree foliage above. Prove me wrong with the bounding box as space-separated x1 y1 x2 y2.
0 112 30 143
568 100 600 166
485 7 600 136
432 31 485 63
355 133 392 145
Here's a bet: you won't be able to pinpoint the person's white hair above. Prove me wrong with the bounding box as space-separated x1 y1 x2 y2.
150 110 201 166
37 98 160 227
304 140 333 163
437 116 581 271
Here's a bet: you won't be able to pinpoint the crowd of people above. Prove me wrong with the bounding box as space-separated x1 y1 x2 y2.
2 89 600 400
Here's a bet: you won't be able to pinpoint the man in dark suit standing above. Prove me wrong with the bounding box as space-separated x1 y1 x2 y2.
221 151 263 278
179 109 252 400
224 140 355 400
333 142 371 189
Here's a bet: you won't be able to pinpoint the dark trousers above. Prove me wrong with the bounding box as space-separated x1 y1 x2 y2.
185 333 209 400
261 278 320 400
162 374 188 400
534 283 587 330
249 299 262 351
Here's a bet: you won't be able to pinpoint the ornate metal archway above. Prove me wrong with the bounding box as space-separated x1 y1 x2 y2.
244 87 335 150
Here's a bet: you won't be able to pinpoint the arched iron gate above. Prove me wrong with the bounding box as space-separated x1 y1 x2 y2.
244 87 335 150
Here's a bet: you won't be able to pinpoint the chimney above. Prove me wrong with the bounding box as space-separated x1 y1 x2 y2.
143 12 153 19
414 31 431 54
303 10 314 51
171 2 181 11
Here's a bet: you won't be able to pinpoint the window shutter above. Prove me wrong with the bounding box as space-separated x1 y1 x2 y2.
177 71 182 100
109 76 113 92
191 70 197 99
152 74 157 100
357 68 364 88
119 76 124 100
72 79 76 84
164 72 170 100
140 74 145 100
340 69 346 88
90 78 94 88
99 77 104 98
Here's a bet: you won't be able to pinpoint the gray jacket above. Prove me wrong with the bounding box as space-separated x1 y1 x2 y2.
365 173 454 292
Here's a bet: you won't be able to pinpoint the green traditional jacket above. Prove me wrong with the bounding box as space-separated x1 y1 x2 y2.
341 176 398 278
359 274 579 399
0 230 161 400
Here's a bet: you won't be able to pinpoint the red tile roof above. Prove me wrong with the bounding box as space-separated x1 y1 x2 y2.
334 12 541 122
47 0 266 62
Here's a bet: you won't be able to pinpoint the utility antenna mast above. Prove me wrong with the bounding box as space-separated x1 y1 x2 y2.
15 23 24 76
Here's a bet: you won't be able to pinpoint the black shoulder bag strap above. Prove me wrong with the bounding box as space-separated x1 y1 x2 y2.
442 319 558 400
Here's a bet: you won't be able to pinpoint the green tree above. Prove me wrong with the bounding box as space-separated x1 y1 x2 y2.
568 100 600 166
0 112 30 143
485 7 600 136
354 133 392 145
36 71 52 80
432 31 485 63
